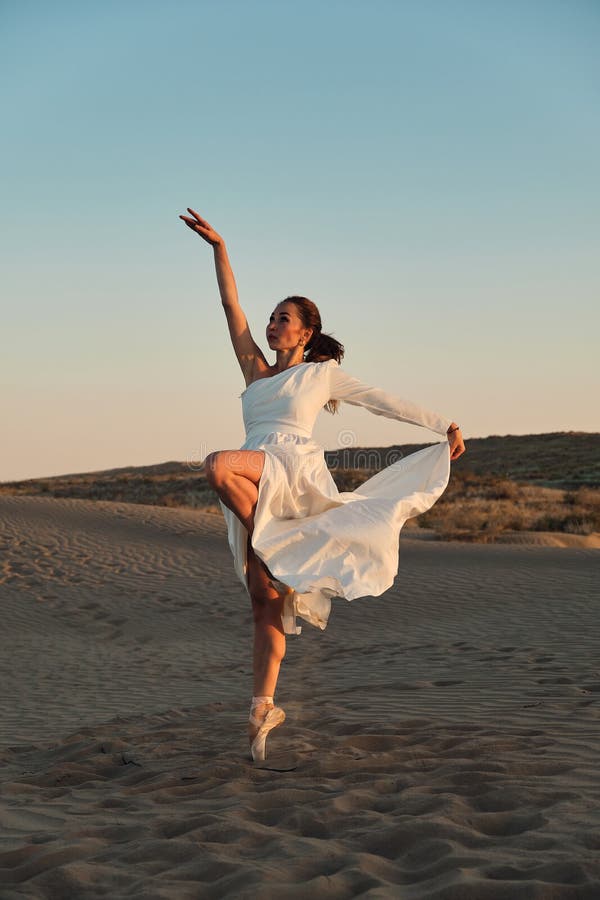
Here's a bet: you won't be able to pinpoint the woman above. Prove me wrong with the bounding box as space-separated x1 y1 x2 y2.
179 208 465 762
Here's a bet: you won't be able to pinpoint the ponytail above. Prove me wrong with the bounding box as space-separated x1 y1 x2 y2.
305 330 344 365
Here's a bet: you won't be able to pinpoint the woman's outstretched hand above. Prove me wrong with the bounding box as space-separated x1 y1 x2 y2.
179 208 223 247
447 424 465 461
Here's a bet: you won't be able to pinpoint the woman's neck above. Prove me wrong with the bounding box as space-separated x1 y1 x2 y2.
274 351 305 373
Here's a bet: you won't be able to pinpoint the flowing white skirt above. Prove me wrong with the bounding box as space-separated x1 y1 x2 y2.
219 431 451 635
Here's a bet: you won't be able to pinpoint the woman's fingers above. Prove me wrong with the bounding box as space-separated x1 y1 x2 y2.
180 215 211 235
187 207 209 226
180 215 204 228
179 211 222 246
181 211 205 226
180 209 214 233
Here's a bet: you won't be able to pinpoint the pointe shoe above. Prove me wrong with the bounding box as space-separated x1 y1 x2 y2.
249 704 286 762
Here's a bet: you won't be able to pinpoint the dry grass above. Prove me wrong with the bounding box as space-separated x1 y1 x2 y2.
417 476 600 541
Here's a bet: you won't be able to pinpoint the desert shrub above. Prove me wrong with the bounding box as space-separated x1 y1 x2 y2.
487 479 520 500
185 489 217 508
505 511 530 530
565 487 600 509
532 514 596 535
423 499 512 538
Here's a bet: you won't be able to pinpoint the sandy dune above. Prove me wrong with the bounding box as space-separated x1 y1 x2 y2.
1 495 599 898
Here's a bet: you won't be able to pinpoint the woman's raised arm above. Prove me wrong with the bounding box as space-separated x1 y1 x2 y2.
179 208 267 381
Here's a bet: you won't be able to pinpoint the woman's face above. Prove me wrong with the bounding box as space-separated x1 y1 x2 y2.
266 302 311 351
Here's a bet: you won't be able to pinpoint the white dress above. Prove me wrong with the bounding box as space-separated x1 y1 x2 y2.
219 359 452 635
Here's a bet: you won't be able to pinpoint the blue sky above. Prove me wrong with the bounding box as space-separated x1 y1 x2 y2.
2 0 599 480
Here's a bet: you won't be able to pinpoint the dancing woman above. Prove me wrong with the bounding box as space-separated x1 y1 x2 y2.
180 208 465 761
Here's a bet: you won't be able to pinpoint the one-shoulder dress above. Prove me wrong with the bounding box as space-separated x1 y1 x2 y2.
218 359 452 635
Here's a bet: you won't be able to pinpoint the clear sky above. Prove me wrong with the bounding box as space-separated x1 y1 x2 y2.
2 0 599 481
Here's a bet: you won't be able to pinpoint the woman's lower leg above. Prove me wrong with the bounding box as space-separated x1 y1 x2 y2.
253 614 285 697
248 611 285 748
247 538 286 697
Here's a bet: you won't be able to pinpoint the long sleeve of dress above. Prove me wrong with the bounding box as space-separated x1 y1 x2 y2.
328 362 453 437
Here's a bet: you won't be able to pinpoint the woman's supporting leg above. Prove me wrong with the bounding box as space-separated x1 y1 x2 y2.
247 536 286 695
204 449 287 753
204 450 264 535
246 535 286 748
207 448 286 689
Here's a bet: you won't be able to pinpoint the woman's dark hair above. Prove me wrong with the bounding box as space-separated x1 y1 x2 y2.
283 295 345 414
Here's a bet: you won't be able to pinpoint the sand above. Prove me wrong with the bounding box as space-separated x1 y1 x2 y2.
1 495 599 899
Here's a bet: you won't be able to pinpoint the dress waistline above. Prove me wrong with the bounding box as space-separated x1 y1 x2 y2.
244 427 314 444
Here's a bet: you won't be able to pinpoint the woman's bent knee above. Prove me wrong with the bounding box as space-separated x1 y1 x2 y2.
204 451 224 488
204 449 265 490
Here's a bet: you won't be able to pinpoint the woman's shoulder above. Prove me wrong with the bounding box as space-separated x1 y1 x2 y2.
313 358 339 379
316 357 339 368
304 358 338 378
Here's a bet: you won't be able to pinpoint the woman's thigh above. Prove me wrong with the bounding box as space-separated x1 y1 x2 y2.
205 449 265 487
